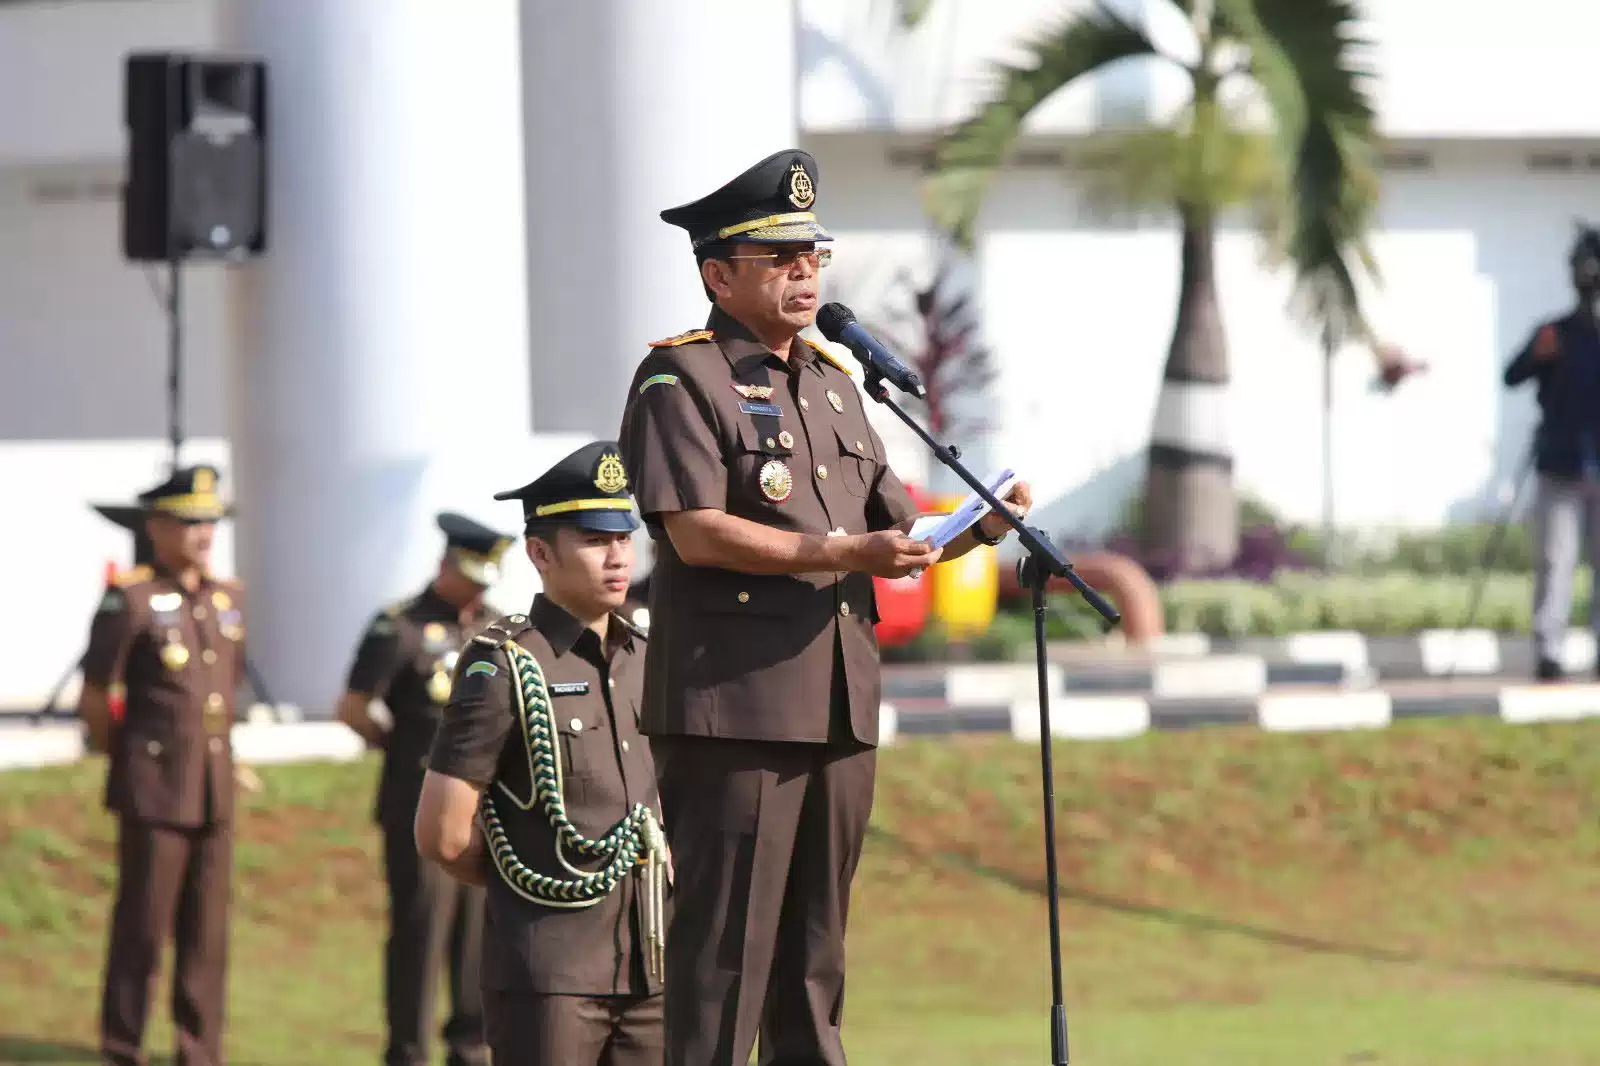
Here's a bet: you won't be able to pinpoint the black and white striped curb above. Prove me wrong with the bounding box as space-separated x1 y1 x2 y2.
886 657 1369 704
880 682 1600 743
1141 628 1598 680
0 720 364 772
6 684 1599 771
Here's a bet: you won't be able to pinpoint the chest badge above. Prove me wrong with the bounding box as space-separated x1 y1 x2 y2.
777 430 795 449
211 589 232 611
549 681 591 697
759 459 794 503
732 383 775 400
161 641 190 671
826 389 845 414
422 621 450 652
150 592 182 613
428 668 452 704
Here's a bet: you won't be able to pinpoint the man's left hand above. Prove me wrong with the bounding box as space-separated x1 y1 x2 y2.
977 479 1034 542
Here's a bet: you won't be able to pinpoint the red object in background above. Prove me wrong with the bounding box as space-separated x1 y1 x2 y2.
873 484 934 648
103 559 127 724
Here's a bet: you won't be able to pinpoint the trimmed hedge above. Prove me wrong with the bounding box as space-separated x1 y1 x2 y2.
885 571 1595 662
1159 571 1590 638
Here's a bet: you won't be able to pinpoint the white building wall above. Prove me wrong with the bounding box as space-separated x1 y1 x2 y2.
0 0 1596 707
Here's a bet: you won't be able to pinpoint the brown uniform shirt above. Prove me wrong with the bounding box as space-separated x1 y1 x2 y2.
427 595 664 996
81 565 248 828
344 586 492 828
617 305 917 745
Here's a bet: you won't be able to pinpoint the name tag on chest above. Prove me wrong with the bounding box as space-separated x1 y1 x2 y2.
549 681 590 697
738 401 784 417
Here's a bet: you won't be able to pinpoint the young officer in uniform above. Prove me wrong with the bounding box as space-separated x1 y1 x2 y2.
78 465 250 1066
416 441 669 1066
618 149 1030 1066
337 512 514 1066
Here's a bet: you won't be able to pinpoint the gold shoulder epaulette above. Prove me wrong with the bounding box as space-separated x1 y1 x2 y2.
472 611 534 647
649 328 714 348
803 337 853 376
113 565 153 588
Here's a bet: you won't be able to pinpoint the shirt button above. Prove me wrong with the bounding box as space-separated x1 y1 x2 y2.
202 649 218 665
146 739 162 756
193 606 208 620
800 397 810 410
622 740 631 752
207 693 225 710
840 603 852 617
608 677 616 688
737 591 750 604
569 717 584 732
765 437 777 449
834 526 847 536
816 465 828 479
208 737 223 753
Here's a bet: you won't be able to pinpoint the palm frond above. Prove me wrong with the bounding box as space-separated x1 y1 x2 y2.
1070 100 1282 222
897 0 936 30
1215 0 1380 346
923 4 1163 247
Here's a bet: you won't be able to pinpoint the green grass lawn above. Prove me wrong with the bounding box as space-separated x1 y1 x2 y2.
4 719 1600 1064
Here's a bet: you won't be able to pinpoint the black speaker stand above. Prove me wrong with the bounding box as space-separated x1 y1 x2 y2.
166 253 184 473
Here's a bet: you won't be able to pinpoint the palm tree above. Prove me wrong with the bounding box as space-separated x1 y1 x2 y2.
923 0 1382 573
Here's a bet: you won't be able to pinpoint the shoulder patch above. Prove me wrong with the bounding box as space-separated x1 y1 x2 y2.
113 565 153 589
638 373 679 395
803 337 854 376
649 328 715 349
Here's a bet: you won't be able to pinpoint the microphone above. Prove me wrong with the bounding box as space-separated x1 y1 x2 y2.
815 303 927 399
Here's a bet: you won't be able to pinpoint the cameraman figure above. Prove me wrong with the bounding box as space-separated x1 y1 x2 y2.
1504 226 1600 682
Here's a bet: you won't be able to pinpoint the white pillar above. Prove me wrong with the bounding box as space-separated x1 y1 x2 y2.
521 0 799 437
222 0 533 711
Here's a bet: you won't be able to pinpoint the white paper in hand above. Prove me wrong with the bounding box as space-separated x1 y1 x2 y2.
909 469 1017 549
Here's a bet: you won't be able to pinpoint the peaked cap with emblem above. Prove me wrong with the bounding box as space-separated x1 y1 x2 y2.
493 441 641 534
137 464 232 522
659 148 831 252
437 511 515 586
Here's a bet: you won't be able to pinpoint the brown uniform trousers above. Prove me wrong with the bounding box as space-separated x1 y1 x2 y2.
429 598 667 1066
81 566 248 1066
618 307 917 1066
345 588 491 1066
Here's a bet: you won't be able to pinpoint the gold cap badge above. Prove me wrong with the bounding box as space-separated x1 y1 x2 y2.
595 452 628 494
788 163 815 210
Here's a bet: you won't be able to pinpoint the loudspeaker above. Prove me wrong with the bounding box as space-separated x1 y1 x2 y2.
123 52 268 263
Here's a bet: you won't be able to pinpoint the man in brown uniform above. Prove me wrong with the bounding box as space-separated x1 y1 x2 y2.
617 149 1031 1066
338 512 512 1066
416 440 670 1066
78 465 249 1066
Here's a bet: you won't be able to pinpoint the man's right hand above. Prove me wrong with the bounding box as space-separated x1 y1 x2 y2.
849 530 942 578
1533 324 1560 361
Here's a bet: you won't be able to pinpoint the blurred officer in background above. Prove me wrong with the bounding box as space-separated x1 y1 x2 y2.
416 441 668 1066
336 513 513 1066
1504 225 1600 681
78 465 249 1066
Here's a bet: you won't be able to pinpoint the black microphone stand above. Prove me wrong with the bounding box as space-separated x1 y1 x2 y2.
858 366 1121 1066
